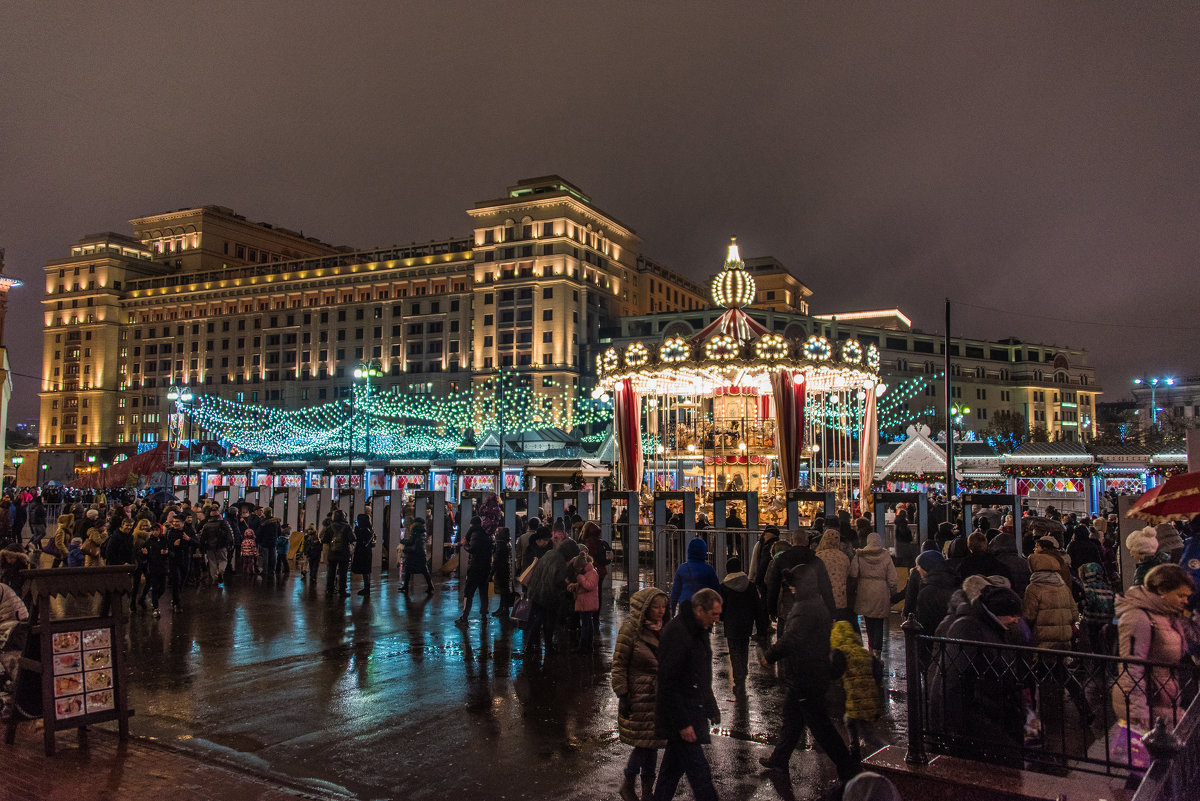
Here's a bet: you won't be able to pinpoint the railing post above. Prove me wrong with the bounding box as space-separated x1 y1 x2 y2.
902 614 928 765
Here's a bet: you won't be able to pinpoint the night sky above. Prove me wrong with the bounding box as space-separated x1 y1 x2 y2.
3 3 1198 423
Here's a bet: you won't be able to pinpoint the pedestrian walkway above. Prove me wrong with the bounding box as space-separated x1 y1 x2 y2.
1 724 349 801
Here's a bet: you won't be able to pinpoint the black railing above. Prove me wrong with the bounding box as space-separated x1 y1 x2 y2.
902 616 1200 784
1131 694 1200 801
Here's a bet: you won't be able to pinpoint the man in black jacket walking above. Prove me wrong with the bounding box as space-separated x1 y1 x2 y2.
759 561 860 786
653 587 722 801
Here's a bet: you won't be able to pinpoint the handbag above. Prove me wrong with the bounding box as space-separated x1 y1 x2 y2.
41 539 58 556
510 597 532 624
1109 721 1150 772
518 556 538 586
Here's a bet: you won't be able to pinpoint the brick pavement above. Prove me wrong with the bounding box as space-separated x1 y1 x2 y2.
1 723 351 801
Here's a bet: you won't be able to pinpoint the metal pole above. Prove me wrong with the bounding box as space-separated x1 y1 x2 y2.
944 298 955 498
902 615 929 764
347 388 354 491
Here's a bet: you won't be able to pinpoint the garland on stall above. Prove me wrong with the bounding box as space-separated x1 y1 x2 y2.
1003 464 1098 478
1150 464 1187 478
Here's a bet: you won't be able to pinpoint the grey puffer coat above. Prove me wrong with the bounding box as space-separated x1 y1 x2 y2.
611 587 668 748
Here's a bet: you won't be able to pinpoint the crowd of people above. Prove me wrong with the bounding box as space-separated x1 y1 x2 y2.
3 485 1200 799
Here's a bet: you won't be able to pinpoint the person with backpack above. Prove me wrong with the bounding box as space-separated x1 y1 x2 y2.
321 510 355 598
666 537 720 618
719 555 766 695
199 508 234 587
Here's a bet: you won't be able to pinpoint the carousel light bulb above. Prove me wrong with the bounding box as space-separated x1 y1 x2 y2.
738 442 747 452
687 444 696 452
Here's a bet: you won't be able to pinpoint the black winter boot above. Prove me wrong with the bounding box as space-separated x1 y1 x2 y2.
618 774 637 801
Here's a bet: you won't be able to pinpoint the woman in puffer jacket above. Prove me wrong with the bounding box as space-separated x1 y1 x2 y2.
1023 552 1078 649
850 532 898 653
611 587 668 801
1113 564 1200 730
816 528 851 622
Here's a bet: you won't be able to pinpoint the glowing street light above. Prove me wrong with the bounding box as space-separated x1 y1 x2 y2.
168 385 196 495
1133 376 1174 425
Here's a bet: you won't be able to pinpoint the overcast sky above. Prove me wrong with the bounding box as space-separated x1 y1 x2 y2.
3 2 1197 423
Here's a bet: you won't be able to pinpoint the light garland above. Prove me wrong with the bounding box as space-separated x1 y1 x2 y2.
625 342 649 367
660 337 691 363
704 334 739 360
841 339 863 363
803 335 832 361
754 333 788 360
866 344 880 371
601 347 620 374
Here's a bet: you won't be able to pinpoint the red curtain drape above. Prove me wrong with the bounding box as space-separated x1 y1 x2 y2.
613 378 644 492
858 386 878 508
770 369 806 491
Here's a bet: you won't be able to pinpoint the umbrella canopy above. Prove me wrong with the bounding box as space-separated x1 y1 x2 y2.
1025 516 1066 535
1129 471 1200 523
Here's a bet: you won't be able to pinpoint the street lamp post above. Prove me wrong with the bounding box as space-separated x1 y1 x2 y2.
168 385 195 497
1133 376 1174 426
349 362 382 492
12 456 23 487
949 403 970 495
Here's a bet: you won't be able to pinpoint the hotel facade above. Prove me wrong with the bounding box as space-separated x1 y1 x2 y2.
38 175 1099 476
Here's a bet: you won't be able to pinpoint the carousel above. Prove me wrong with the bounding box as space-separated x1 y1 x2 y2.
596 239 883 525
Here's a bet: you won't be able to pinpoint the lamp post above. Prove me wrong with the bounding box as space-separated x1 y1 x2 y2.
949 403 970 496
1133 376 1174 426
12 456 23 486
349 362 382 492
167 385 195 497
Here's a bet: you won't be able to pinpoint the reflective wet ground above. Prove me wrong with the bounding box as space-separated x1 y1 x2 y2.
115 570 908 801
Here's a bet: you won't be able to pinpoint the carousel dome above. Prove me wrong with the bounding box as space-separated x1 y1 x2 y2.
710 238 756 309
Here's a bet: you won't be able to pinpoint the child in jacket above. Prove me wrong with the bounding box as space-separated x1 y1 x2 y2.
66 538 85 568
831 619 883 760
568 553 600 652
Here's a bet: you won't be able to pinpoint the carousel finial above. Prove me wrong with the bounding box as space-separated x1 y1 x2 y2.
711 236 755 308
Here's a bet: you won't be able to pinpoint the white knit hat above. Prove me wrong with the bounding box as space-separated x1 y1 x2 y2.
1125 526 1160 558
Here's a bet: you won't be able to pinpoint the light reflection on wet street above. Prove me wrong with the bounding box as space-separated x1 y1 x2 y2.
118 573 906 800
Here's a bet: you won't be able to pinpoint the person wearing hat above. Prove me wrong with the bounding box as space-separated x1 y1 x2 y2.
913 550 959 636
1127 526 1170 587
928 585 1027 763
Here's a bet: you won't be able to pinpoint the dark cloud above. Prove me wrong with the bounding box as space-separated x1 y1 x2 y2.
2 2 1198 420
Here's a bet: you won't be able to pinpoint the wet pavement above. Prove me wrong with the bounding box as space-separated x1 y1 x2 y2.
11 568 910 801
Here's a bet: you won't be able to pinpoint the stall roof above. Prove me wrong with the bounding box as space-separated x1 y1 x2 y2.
524 459 610 478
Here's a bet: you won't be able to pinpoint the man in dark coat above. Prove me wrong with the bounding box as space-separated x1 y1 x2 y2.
652 588 722 801
928 586 1026 765
913 550 960 635
455 515 493 626
759 561 860 784
321 510 355 598
256 511 282 580
764 529 834 626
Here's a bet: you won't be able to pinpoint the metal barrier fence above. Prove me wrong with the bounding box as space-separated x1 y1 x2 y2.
902 617 1200 784
609 525 763 595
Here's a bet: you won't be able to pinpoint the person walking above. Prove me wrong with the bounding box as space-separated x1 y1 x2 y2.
652 587 722 801
141 524 172 618
612 587 668 801
455 515 493 626
718 556 765 695
199 507 233 587
50 513 74 569
351 513 374 597
523 537 580 656
26 496 47 551
758 562 860 787
850 532 898 654
256 511 281 580
815 528 852 624
399 518 434 594
490 526 514 619
322 509 354 598
667 537 720 618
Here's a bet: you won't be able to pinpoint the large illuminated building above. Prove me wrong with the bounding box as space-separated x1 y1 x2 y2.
39 175 1099 485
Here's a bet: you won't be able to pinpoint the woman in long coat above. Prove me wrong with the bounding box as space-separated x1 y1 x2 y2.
611 587 668 801
850 532 898 653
